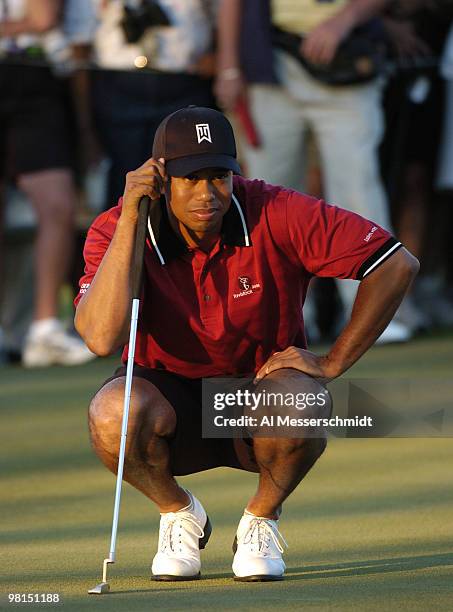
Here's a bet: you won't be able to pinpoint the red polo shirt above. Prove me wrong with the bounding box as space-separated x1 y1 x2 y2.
75 177 401 377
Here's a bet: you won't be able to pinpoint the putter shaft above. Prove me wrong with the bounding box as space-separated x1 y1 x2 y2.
88 298 140 594
88 196 150 595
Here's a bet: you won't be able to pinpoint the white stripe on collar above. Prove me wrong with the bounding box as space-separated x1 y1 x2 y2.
147 192 250 265
147 217 166 265
232 193 250 247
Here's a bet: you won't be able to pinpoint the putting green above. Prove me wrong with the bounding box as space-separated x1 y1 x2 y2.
1 334 453 611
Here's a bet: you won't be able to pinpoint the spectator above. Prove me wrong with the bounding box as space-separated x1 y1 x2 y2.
0 0 95 366
437 19 453 196
380 0 453 328
80 0 219 209
215 0 414 343
439 23 453 298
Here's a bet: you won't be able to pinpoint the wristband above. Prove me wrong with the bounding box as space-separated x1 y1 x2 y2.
219 67 241 80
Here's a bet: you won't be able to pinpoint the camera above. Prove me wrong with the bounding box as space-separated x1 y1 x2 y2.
120 1 170 44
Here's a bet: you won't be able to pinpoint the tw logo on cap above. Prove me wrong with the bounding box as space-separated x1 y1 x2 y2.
196 123 212 144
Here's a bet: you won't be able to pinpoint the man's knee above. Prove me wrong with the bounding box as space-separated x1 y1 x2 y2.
251 368 330 465
88 377 176 456
250 368 332 439
256 367 331 414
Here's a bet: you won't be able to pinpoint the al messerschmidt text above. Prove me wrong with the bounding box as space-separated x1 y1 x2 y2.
213 415 374 427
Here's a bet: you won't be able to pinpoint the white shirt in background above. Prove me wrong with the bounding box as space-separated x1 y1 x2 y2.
94 0 218 72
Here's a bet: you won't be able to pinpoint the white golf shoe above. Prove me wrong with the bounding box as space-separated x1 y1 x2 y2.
22 319 96 367
152 490 211 581
232 510 287 581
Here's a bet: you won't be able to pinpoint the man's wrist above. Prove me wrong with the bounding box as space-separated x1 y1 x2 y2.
217 67 242 80
118 209 139 228
320 355 344 380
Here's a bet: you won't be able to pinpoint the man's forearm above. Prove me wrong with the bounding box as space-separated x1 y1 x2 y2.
216 0 242 72
76 157 165 355
74 217 138 356
326 248 419 377
338 0 392 31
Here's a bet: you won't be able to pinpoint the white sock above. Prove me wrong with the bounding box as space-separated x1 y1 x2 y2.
244 509 261 518
244 509 277 521
161 490 193 515
177 489 194 512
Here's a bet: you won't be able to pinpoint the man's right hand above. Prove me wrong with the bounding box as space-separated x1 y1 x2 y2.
214 71 245 112
301 14 353 66
121 157 167 222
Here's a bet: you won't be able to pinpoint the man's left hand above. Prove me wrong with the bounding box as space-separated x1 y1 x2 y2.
254 346 340 385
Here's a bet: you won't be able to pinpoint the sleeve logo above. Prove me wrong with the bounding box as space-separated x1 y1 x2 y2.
364 226 378 242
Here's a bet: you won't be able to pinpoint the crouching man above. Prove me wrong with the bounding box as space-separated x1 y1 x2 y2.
75 107 418 581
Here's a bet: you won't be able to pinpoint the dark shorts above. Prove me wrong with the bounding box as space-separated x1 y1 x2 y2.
0 63 73 178
100 365 259 476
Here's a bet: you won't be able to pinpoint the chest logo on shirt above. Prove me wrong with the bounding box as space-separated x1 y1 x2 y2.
234 276 261 299
196 123 212 144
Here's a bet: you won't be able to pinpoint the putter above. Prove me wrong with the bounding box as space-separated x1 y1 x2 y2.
89 195 151 595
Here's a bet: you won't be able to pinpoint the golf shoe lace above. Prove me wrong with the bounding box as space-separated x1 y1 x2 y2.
243 517 288 556
159 511 204 556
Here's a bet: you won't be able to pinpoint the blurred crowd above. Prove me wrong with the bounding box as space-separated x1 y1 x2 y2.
1 0 453 367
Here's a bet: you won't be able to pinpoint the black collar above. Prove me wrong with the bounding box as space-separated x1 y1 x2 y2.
147 191 251 265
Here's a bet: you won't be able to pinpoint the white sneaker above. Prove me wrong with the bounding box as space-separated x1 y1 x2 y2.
22 319 96 367
232 510 287 581
152 490 212 581
375 320 412 345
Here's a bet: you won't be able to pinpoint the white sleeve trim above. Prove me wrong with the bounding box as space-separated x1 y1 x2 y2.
362 242 402 278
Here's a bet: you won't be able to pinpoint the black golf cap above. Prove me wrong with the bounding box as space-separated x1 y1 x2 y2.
152 106 241 177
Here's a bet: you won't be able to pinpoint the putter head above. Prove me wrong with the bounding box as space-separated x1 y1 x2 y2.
88 581 110 595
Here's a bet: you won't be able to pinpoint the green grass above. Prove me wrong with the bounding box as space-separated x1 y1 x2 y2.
1 334 453 611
